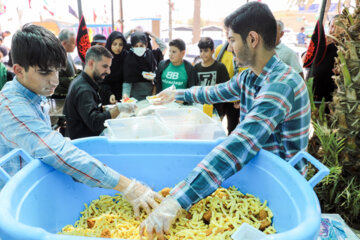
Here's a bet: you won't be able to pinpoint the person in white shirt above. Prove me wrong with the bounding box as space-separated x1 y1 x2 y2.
275 20 304 79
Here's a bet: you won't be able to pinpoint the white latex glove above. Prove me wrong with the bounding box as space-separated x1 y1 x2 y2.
116 102 137 114
140 196 182 240
123 179 163 219
153 85 176 105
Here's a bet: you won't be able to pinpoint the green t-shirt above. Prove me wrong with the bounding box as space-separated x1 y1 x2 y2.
161 62 188 89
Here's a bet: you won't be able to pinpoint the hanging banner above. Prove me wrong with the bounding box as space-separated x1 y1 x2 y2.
76 15 91 63
303 20 327 68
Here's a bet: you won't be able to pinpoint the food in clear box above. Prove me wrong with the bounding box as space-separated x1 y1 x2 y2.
121 97 137 103
142 71 156 80
146 95 161 104
59 186 276 239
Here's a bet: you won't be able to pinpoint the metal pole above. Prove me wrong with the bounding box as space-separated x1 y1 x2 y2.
77 0 83 21
318 0 328 25
169 0 172 40
111 0 114 31
119 0 124 32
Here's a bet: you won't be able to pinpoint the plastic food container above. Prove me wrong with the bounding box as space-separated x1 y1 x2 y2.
155 107 223 139
142 71 156 80
120 97 137 103
0 137 329 240
146 95 161 105
104 116 174 140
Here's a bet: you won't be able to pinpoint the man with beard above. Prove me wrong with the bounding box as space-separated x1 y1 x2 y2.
63 45 135 139
140 2 311 239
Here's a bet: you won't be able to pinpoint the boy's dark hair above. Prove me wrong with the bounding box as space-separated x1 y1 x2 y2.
197 37 214 50
224 2 277 50
169 38 186 51
85 45 113 65
11 24 67 71
91 34 107 46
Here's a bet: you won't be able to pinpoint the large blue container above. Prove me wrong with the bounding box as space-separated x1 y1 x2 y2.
0 137 329 240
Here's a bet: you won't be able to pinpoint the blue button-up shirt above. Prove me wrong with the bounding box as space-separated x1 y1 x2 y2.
171 55 311 210
0 78 120 189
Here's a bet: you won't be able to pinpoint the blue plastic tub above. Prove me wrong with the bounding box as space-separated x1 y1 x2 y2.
0 137 329 240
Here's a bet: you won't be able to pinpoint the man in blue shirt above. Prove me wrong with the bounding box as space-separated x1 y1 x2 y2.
297 27 307 45
140 2 310 239
0 24 162 218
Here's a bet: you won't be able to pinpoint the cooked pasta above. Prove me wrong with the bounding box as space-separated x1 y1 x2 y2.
59 186 276 239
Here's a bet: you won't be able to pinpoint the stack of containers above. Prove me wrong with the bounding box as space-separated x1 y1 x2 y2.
104 107 226 140
155 107 226 139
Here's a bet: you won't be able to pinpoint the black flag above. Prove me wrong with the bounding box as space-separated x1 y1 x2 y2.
303 20 327 68
76 16 91 63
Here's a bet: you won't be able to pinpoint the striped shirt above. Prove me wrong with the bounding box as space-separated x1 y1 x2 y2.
0 78 120 189
170 55 311 210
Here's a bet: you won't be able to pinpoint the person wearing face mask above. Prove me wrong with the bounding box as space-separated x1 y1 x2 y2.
63 45 136 140
122 32 157 101
99 31 127 104
124 27 167 67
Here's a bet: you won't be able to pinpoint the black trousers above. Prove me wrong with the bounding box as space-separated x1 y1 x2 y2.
223 102 240 135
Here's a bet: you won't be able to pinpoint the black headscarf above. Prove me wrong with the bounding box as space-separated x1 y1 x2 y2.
123 32 156 84
100 31 127 103
130 32 147 47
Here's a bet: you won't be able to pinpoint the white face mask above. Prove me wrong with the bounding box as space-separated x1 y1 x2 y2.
133 47 146 57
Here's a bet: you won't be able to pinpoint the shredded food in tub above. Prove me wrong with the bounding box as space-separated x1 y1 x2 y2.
59 186 276 239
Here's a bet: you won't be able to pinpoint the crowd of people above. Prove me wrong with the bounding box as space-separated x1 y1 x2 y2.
0 1 343 239
0 12 338 140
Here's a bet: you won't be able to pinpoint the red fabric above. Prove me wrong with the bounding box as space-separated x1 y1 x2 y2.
93 9 97 23
303 20 327 68
43 5 54 16
76 16 91 63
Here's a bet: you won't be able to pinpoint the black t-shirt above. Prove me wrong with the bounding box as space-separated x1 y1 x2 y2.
195 60 230 86
194 60 230 117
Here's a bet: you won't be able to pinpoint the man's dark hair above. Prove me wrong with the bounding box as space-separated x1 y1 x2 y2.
85 45 113 65
224 2 277 50
11 24 67 71
169 38 186 51
197 37 214 50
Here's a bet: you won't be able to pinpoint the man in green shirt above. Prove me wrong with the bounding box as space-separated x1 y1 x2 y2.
155 39 197 93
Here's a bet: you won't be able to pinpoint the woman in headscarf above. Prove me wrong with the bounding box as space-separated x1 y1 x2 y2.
100 31 127 104
122 32 157 101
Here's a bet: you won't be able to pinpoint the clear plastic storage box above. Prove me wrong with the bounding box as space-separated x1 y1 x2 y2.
155 107 224 140
104 116 174 140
